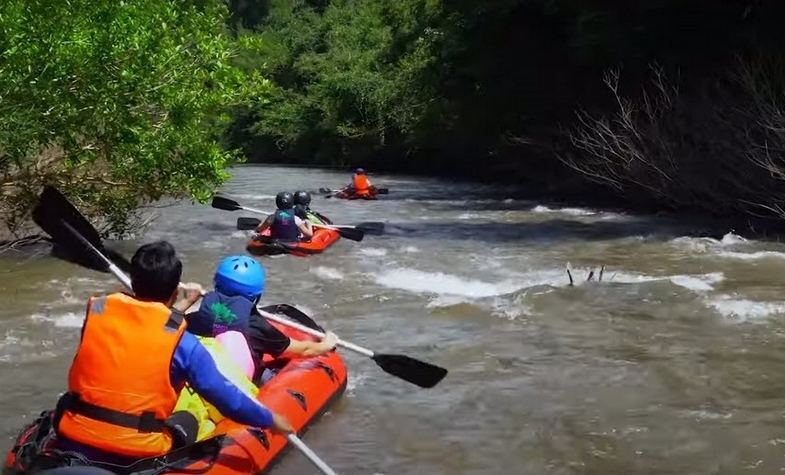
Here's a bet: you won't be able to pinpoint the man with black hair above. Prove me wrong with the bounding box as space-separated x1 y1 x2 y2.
55 241 292 463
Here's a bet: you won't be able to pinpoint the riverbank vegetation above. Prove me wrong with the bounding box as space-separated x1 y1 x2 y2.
0 0 268 237
4 0 785 238
232 0 785 227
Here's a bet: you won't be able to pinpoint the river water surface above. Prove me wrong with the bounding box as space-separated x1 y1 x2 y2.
3 166 785 474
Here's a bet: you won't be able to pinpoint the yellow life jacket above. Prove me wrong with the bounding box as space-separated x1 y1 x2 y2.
173 336 258 441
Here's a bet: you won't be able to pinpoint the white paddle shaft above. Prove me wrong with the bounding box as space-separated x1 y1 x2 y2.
257 309 375 358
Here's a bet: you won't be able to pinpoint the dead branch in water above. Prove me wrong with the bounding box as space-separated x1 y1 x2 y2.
0 234 49 255
566 265 607 286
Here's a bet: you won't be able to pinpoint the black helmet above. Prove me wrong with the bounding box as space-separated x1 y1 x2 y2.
275 191 294 210
293 190 311 207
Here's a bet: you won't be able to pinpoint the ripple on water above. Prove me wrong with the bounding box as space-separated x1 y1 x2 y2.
359 248 387 257
30 312 83 328
310 266 345 281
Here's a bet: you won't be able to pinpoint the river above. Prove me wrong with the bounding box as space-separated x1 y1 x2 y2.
3 165 785 474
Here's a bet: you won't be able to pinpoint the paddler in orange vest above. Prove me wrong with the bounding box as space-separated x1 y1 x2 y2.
347 168 374 198
53 241 293 465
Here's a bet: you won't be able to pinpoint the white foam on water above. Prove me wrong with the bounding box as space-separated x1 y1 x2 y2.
401 246 420 253
668 273 725 292
457 212 483 220
426 295 470 309
230 230 253 239
60 289 81 305
375 268 522 298
682 409 733 421
708 296 785 322
346 373 369 396
30 312 83 328
584 270 723 292
669 236 720 253
716 250 785 261
359 248 387 257
670 232 750 253
490 297 533 320
721 232 747 245
531 205 597 216
310 266 344 281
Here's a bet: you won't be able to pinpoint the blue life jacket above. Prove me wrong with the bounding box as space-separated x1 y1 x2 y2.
270 209 299 241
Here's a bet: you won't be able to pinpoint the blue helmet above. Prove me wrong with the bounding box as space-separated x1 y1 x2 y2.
214 255 265 301
354 168 365 175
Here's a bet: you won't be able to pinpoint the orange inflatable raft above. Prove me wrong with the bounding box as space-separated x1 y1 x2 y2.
246 227 341 257
333 189 377 200
5 319 347 475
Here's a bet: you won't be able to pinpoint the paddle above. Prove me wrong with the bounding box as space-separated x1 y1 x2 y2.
258 304 324 332
258 305 448 389
320 187 388 196
212 196 365 241
237 217 384 236
31 187 340 475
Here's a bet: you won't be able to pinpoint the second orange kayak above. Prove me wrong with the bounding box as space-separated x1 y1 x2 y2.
246 227 341 257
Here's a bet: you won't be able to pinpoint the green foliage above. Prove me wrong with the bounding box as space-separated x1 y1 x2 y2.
240 0 447 163
0 0 270 235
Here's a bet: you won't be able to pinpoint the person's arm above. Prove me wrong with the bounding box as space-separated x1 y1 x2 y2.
248 309 335 359
172 333 291 432
297 217 313 238
173 282 203 313
256 215 274 233
285 331 337 357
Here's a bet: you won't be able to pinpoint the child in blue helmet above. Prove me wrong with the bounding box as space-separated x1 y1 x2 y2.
185 256 262 338
187 256 337 382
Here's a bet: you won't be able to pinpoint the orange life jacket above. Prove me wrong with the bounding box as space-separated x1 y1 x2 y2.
352 174 372 195
57 293 186 458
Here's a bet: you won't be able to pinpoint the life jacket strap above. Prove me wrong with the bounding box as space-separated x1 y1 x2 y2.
64 394 165 433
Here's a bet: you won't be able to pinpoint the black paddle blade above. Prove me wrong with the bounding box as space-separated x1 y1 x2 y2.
376 188 389 194
34 186 102 248
211 195 243 212
32 186 133 273
237 217 262 230
356 222 385 235
372 353 448 388
335 226 364 242
318 188 332 194
259 304 325 332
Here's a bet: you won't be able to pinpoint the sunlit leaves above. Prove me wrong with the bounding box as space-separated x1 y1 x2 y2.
0 0 269 235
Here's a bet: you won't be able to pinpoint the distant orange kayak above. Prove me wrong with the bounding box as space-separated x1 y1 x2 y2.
334 189 378 200
5 320 348 475
246 227 341 257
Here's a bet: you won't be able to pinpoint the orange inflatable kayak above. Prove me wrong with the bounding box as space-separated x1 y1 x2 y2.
246 227 341 257
5 320 347 475
334 189 377 200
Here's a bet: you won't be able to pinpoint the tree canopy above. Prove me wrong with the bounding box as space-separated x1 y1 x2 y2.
0 0 268 235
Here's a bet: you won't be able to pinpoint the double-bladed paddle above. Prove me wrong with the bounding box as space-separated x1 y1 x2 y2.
258 304 448 389
236 217 384 236
31 186 339 475
211 196 378 242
